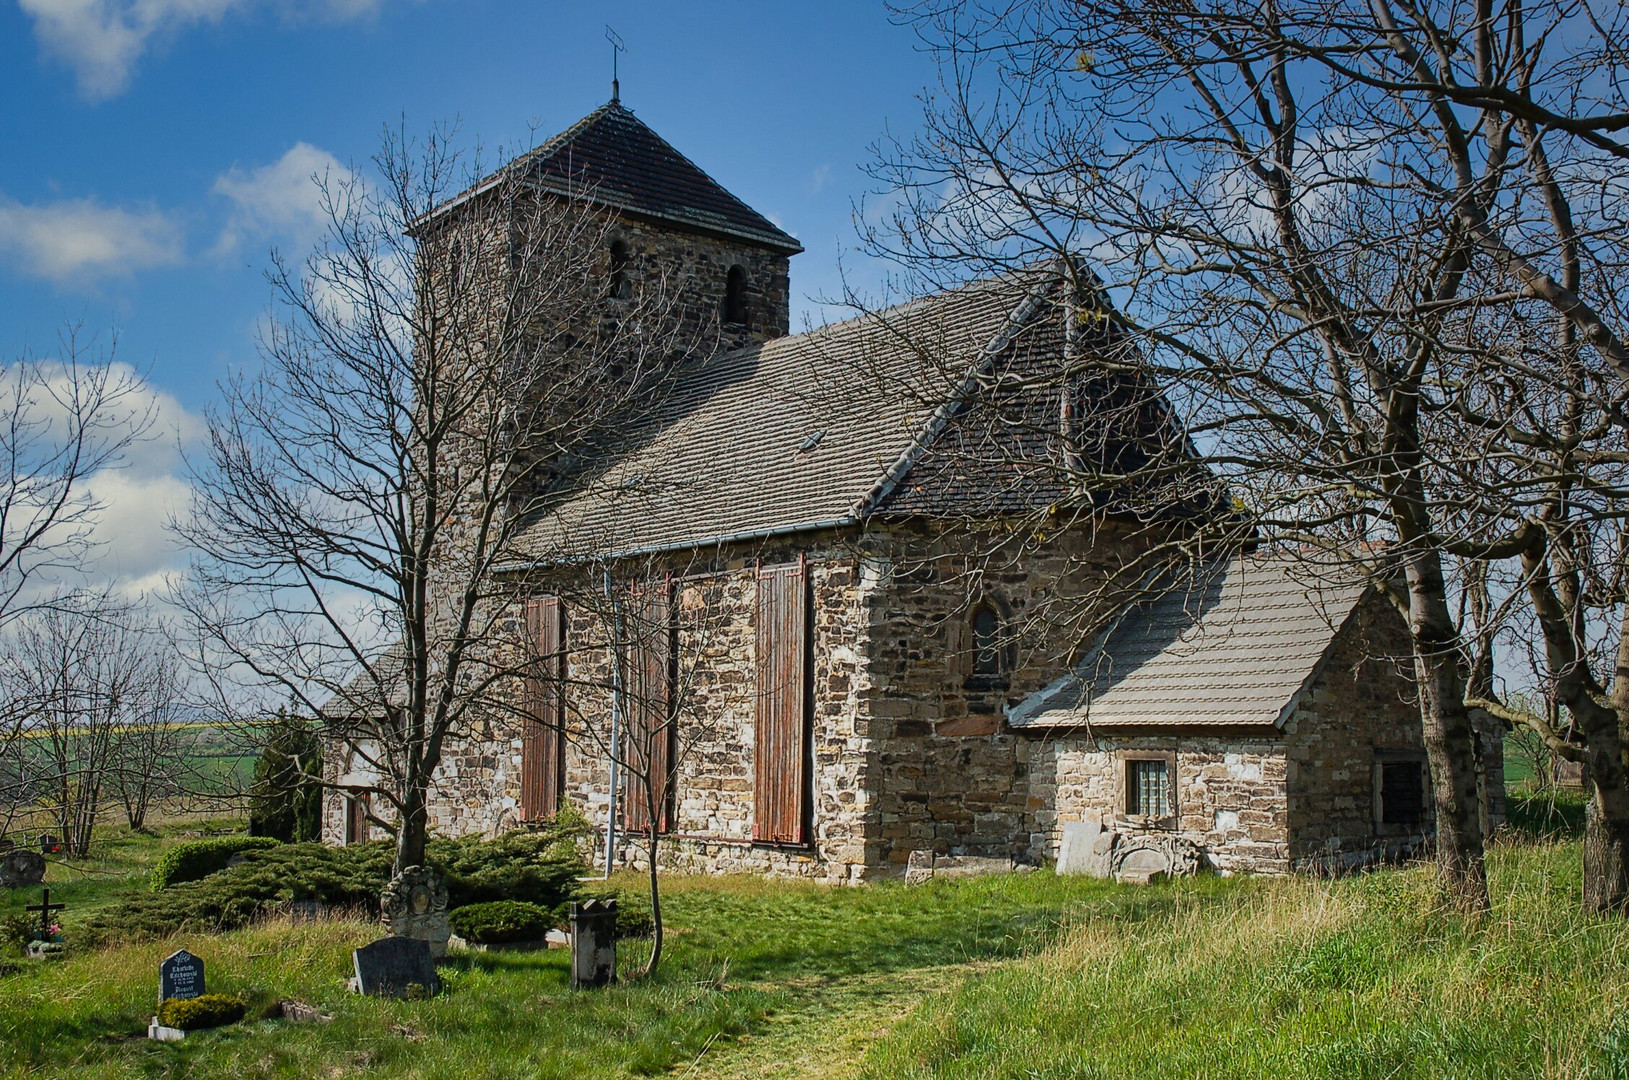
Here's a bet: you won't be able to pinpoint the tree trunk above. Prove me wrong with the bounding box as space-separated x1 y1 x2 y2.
643 824 664 978
1584 779 1629 913
394 785 428 874
1405 551 1490 912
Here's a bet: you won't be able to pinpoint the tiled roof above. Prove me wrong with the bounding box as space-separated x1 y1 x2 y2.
1008 555 1370 729
507 102 802 253
510 275 1053 563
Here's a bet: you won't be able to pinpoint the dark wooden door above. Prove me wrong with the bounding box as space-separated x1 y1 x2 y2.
755 559 810 844
521 596 566 821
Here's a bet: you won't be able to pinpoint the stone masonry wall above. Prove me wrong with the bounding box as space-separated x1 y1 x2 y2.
1283 593 1431 871
415 532 882 883
1032 736 1292 874
856 518 1149 873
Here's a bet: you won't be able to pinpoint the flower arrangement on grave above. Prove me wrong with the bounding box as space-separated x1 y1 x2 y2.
34 922 62 943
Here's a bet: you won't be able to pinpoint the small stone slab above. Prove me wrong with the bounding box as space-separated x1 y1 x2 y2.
353 936 441 998
1057 821 1110 878
160 950 205 1002
147 1018 186 1042
569 900 617 990
278 999 332 1023
905 852 1018 884
1119 868 1167 887
26 941 64 960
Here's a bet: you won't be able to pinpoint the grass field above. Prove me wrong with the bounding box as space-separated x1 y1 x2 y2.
2 796 1626 1079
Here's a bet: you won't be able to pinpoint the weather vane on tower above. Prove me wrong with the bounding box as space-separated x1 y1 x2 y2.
606 25 625 104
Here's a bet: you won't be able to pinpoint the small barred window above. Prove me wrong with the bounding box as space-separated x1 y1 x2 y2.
1127 758 1172 819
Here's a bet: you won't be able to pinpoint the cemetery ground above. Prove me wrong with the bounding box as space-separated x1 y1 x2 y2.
0 796 1623 1079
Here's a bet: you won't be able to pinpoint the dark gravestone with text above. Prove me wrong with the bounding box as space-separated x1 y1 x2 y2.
160 950 205 1002
352 937 440 998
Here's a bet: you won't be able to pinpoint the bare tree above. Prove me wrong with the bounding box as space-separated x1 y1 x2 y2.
108 634 190 832
0 593 166 855
175 124 692 876
0 330 155 625
860 0 1629 911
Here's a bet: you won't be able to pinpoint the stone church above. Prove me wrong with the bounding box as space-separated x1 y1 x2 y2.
322 99 1504 881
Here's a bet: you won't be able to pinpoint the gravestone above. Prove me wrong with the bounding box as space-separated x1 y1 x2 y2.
352 936 441 998
1110 834 1204 885
380 866 450 958
38 835 62 855
0 848 46 888
569 899 618 990
160 949 205 1002
1057 821 1111 878
0 838 14 855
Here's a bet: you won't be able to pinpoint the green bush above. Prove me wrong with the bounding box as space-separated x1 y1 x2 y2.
435 828 588 910
151 836 282 890
449 900 553 944
83 821 590 945
157 993 247 1031
578 886 655 938
248 708 323 842
0 913 33 953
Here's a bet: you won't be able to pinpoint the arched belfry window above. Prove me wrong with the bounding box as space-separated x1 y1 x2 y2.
607 239 631 300
969 602 1005 685
723 264 748 325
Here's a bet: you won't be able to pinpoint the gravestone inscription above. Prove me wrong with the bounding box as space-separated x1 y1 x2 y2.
160 950 205 1002
352 937 440 998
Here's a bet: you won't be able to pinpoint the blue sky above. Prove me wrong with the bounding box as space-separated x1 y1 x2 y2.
0 0 937 593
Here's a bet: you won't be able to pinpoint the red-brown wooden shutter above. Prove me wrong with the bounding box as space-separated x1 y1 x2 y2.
623 584 674 833
755 559 810 844
521 596 566 821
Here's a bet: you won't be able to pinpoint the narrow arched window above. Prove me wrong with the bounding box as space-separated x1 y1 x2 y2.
723 264 748 325
971 604 1002 679
607 240 631 300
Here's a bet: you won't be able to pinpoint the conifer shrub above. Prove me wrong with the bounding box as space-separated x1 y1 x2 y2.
83 821 590 944
248 709 323 842
151 836 282 890
156 993 246 1031
449 900 553 944
578 886 655 938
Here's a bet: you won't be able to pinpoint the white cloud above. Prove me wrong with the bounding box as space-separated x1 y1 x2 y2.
212 142 349 255
0 358 203 601
0 194 185 282
19 0 396 101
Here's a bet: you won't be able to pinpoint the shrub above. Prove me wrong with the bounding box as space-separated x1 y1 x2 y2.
435 828 587 910
0 913 33 954
157 993 247 1031
83 820 590 945
578 886 655 938
151 836 282 890
248 708 323 842
449 900 553 944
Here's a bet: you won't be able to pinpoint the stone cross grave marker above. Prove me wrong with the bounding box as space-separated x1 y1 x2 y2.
160 950 205 1002
26 888 65 940
352 937 440 999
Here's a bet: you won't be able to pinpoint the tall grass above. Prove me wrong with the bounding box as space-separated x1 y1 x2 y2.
860 840 1629 1079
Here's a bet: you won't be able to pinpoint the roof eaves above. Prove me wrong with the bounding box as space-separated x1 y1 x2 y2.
531 176 804 253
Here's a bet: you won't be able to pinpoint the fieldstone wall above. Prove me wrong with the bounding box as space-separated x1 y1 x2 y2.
409 532 883 883
1031 736 1292 874
1281 594 1426 869
854 519 1148 872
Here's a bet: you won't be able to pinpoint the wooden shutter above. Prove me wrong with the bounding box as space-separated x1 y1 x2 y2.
521 596 566 821
623 584 674 833
755 559 810 844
